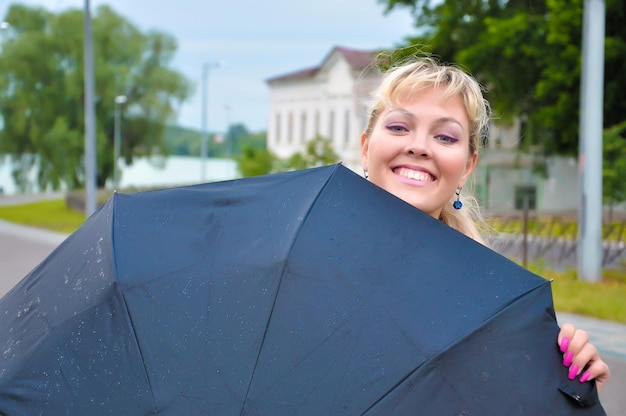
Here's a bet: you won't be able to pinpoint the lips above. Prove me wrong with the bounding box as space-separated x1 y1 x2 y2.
394 167 435 182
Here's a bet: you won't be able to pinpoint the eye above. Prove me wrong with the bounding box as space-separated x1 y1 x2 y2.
385 123 408 133
435 134 459 144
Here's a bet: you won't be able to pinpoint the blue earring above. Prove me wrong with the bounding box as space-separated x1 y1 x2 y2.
453 188 463 210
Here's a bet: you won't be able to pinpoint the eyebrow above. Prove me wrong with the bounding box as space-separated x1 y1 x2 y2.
437 117 466 132
385 109 466 132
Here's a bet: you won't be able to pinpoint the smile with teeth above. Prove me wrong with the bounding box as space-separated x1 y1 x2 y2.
395 167 434 182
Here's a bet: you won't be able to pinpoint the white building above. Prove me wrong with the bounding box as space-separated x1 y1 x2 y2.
266 46 378 172
266 46 579 212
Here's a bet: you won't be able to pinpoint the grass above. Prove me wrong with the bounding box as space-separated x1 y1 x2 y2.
0 198 86 233
526 263 626 324
488 216 626 242
1 198 625 324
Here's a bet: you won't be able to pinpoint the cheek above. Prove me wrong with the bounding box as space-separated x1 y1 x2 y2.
368 136 398 161
441 152 472 179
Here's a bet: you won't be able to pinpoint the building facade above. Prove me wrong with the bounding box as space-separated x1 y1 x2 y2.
266 46 579 212
266 46 379 172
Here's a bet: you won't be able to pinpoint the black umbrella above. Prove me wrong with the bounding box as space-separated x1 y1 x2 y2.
0 163 604 415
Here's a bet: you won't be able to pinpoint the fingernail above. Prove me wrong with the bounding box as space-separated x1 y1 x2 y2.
568 364 579 380
560 337 569 352
579 370 591 383
563 351 573 367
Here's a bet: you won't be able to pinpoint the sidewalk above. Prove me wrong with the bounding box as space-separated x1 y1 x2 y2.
558 312 626 362
0 191 66 206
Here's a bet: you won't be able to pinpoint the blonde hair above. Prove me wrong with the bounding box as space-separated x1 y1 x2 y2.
363 56 491 245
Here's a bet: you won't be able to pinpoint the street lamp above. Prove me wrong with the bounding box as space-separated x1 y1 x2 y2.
201 61 222 182
578 0 606 282
113 95 127 190
84 0 97 216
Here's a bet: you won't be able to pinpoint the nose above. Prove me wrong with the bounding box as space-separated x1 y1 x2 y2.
406 132 431 158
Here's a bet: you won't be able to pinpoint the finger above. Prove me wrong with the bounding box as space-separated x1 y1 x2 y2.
571 343 598 372
583 360 611 392
558 323 576 351
566 328 589 355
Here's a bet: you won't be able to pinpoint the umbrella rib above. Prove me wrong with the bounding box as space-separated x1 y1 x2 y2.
360 280 553 415
238 164 339 415
110 194 160 413
117 285 161 411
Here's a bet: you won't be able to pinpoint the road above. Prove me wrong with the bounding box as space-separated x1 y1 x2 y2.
1 197 625 414
0 220 67 296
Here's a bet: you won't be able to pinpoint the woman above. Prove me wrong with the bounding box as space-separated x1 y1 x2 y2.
360 57 610 390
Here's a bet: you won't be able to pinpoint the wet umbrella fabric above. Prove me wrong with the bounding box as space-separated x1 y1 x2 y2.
0 164 604 415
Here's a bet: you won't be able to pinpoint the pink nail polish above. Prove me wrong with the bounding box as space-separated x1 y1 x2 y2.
579 370 591 383
560 337 569 352
568 364 579 380
563 351 573 367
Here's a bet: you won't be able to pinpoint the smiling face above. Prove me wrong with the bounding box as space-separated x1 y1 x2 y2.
361 85 477 218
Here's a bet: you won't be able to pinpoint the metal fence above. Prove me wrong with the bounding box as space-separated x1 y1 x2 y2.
487 213 626 272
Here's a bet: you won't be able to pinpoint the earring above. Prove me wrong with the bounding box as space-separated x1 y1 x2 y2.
363 170 369 179
453 188 463 210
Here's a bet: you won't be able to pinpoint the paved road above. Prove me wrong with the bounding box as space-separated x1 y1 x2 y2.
0 220 67 295
1 200 625 414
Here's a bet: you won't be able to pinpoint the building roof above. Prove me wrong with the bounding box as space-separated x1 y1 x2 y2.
266 46 377 83
333 46 377 71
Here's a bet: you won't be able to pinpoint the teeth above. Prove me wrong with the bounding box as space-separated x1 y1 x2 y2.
397 168 433 182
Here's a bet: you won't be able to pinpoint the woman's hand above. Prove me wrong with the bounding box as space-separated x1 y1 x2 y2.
558 323 610 391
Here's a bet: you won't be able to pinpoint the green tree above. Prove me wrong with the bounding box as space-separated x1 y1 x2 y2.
603 121 626 217
235 145 275 177
379 0 626 157
228 129 267 159
280 135 339 171
0 4 191 191
236 135 339 177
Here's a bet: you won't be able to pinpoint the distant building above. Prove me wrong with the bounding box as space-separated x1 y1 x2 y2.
266 46 580 212
477 121 580 212
266 46 379 172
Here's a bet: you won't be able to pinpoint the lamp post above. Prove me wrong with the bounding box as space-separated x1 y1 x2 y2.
201 61 221 182
578 0 605 282
83 0 97 216
113 95 127 190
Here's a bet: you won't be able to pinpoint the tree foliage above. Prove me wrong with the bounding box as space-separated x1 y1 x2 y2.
236 135 339 178
603 121 626 208
235 145 275 177
379 0 626 157
0 4 191 190
279 135 340 171
163 123 266 159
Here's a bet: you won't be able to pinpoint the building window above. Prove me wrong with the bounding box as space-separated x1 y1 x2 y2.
301 112 307 144
328 110 335 141
344 109 350 147
288 112 294 144
315 111 320 137
275 113 281 144
514 185 536 210
518 117 534 151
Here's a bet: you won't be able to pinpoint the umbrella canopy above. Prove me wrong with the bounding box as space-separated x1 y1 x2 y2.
0 163 604 415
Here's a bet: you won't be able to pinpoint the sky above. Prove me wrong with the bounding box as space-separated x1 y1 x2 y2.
1 0 416 133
